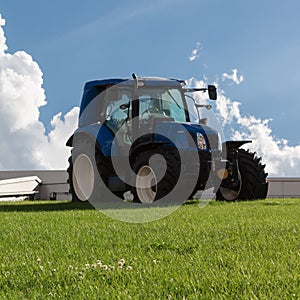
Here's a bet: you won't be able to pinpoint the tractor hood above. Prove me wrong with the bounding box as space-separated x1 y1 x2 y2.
154 121 219 151
181 122 218 136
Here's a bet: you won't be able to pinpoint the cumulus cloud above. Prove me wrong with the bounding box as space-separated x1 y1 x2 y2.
0 14 79 170
188 42 202 62
222 68 244 85
214 85 300 177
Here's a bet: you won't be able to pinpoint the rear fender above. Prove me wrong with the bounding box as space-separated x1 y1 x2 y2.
222 141 251 182
65 124 115 157
223 140 251 157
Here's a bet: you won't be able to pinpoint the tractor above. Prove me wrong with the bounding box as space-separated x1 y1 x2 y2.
66 74 268 204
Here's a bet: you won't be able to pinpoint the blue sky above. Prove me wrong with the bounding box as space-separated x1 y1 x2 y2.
1 0 300 173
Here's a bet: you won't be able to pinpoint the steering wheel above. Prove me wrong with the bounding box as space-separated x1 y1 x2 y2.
141 107 161 117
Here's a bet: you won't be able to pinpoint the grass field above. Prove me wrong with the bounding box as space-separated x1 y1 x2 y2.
0 198 299 299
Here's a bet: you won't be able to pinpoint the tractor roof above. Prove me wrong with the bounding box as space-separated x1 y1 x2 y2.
84 77 184 90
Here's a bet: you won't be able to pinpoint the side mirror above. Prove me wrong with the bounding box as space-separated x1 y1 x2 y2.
208 85 217 100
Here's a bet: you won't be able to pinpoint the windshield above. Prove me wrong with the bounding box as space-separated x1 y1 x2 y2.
103 86 188 146
139 87 187 122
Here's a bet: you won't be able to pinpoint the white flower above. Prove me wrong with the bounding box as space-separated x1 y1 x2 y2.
126 266 133 271
101 265 108 271
36 258 41 264
97 261 102 267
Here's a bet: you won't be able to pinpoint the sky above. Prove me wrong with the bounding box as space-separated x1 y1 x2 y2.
0 0 300 176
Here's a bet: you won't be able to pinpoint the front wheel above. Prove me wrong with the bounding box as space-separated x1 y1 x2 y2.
216 149 268 201
132 149 180 204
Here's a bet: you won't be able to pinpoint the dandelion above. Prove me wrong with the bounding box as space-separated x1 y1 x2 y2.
36 258 41 264
91 264 97 269
126 266 133 271
119 259 125 265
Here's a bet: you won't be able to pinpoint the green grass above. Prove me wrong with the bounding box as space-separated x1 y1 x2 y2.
0 199 299 299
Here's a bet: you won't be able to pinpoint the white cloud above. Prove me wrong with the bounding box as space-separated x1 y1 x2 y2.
188 42 202 62
222 68 244 85
186 76 300 176
0 15 7 53
0 14 79 170
214 84 300 177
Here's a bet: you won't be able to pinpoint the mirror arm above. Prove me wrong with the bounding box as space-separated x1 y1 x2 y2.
183 88 207 93
183 85 217 100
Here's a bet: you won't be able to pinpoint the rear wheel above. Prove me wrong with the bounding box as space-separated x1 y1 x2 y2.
67 137 125 202
67 138 97 202
132 149 180 203
216 149 268 201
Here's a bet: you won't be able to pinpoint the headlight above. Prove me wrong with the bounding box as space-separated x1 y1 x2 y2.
196 132 207 150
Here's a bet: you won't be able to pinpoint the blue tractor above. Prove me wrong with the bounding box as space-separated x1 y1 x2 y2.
66 74 268 203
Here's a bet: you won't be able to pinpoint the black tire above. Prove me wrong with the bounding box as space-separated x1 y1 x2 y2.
67 155 80 202
188 190 198 200
67 137 125 202
216 149 268 201
132 149 180 203
67 137 98 202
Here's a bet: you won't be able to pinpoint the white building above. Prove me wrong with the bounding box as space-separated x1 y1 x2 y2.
0 171 299 200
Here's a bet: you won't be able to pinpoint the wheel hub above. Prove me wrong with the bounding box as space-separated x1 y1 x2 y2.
136 165 158 203
72 154 94 201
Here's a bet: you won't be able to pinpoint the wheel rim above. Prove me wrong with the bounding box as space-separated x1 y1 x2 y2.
219 172 242 201
73 154 94 201
136 165 157 203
